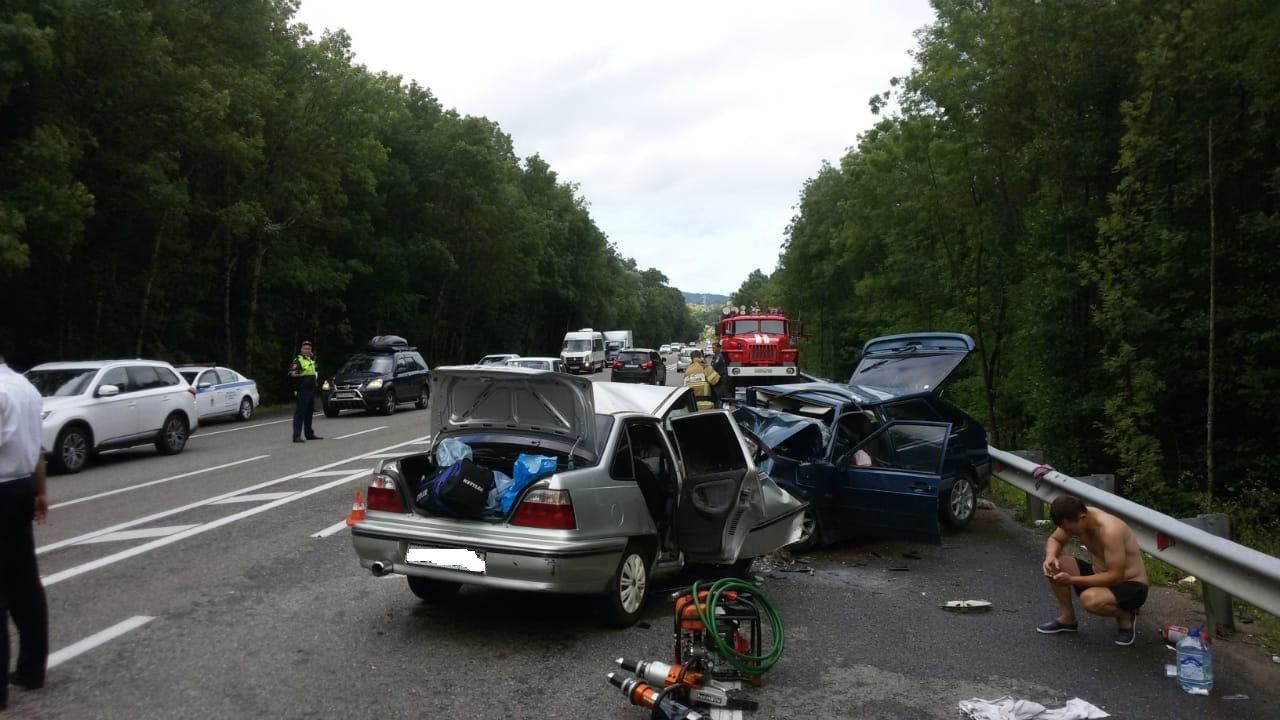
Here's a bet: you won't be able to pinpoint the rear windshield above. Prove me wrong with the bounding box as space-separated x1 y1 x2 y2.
25 369 97 397
617 352 650 363
339 354 393 374
509 360 550 370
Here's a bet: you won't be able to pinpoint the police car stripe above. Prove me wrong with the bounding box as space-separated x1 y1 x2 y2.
195 380 256 394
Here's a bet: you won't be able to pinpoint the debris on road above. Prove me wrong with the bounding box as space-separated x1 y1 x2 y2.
941 599 992 613
887 566 910 572
959 695 1109 719
977 499 996 510
1223 694 1249 701
902 550 922 560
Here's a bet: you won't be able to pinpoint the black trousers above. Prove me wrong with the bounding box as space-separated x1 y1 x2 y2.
0 476 48 705
292 386 316 439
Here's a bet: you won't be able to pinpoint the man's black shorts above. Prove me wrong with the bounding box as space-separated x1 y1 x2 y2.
1074 559 1149 611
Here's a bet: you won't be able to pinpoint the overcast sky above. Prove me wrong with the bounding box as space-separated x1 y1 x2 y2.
295 0 936 296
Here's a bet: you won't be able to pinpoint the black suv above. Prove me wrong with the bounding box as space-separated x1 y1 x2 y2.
322 336 430 416
609 349 666 385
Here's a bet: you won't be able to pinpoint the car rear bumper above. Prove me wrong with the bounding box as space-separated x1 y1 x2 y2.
609 371 655 383
351 519 628 594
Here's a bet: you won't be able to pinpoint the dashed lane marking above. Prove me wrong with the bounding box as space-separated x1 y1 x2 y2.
334 426 388 440
50 456 271 511
41 470 371 587
208 492 296 505
312 520 349 538
47 616 155 669
75 526 200 545
301 469 373 478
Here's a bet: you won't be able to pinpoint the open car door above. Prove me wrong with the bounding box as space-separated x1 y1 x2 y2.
669 411 752 564
834 420 949 545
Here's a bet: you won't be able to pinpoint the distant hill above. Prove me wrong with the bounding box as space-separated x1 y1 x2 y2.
682 291 730 306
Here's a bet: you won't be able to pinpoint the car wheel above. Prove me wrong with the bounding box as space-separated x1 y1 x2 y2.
52 425 91 474
787 506 822 552
237 397 254 421
323 402 341 418
382 391 397 416
407 576 460 603
942 471 978 530
599 543 650 628
155 413 189 455
414 386 428 410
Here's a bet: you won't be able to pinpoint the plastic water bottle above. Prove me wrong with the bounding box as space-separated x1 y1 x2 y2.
1176 625 1214 695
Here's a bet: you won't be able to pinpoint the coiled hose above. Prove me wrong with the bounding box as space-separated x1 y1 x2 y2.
688 577 784 677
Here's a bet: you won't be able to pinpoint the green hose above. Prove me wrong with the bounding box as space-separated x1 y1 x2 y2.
688 578 785 677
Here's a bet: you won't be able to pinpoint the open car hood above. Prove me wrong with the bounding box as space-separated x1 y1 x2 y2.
430 366 595 449
849 332 975 399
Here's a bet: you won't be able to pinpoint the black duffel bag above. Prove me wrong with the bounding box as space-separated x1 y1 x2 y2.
415 459 494 517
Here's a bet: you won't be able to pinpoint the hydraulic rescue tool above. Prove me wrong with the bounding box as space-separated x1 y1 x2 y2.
606 672 707 720
616 658 759 712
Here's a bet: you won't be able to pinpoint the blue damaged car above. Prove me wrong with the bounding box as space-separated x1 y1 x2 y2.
737 332 991 550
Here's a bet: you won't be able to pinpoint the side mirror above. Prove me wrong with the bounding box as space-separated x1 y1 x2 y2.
197 381 214 390
97 384 120 397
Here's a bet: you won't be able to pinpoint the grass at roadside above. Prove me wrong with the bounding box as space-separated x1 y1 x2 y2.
983 477 1280 653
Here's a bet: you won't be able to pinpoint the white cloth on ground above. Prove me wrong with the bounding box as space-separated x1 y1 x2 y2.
959 696 1108 720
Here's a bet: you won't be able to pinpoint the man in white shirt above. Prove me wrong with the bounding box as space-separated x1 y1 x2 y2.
0 333 48 710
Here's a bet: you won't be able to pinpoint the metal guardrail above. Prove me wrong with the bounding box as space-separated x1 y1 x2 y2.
989 446 1280 620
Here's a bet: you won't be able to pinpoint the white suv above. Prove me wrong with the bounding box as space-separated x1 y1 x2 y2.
25 360 200 474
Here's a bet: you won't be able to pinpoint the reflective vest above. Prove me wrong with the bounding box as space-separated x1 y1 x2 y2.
295 355 317 377
683 360 720 410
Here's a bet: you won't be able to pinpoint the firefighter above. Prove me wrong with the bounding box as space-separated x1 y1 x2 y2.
682 350 721 411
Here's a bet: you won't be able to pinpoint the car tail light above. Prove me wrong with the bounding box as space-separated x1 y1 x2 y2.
366 472 405 513
612 360 622 368
642 361 653 368
511 488 576 529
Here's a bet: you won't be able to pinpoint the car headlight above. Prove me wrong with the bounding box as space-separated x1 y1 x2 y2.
366 378 383 390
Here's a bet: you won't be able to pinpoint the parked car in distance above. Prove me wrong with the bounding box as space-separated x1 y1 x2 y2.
609 349 666 385
738 332 991 550
323 336 430 417
350 367 806 627
25 359 199 474
176 365 260 422
676 348 693 372
477 354 521 366
505 357 567 373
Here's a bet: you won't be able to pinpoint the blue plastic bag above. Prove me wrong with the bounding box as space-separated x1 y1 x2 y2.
434 437 472 467
487 471 513 513
500 454 558 514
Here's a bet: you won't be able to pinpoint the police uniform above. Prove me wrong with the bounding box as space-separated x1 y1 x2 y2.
290 352 321 442
0 362 48 707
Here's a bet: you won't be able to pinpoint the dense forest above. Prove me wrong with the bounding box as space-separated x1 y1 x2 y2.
741 0 1279 545
0 0 700 397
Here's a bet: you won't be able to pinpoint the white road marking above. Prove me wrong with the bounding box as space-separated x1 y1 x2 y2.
42 470 371 587
75 526 200 544
311 520 349 538
334 426 388 440
47 616 154 669
361 453 409 459
208 492 295 505
50 456 271 510
191 418 291 438
409 439 433 445
37 436 429 556
301 469 373 478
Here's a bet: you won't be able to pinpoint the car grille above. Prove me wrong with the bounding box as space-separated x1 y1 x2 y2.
749 345 779 363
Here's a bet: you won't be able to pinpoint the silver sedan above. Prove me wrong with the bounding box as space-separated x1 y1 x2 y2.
351 367 806 626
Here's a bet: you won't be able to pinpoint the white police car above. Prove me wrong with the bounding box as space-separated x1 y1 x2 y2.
176 365 260 421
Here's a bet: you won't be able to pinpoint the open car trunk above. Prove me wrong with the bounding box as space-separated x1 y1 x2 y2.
392 440 573 523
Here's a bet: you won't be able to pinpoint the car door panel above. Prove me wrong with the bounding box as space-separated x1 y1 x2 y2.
835 420 949 545
195 370 219 418
669 411 751 563
126 366 168 435
88 367 137 444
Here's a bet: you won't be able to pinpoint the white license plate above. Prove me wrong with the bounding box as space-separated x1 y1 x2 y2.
625 364 638 368
405 547 485 574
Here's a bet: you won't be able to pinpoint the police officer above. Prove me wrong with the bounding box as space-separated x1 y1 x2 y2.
1 334 49 710
289 340 322 443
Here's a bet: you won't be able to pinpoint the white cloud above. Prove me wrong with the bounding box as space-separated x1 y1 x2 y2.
296 0 935 294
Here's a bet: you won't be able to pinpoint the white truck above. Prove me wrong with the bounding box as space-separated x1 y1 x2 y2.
603 330 634 363
561 328 606 374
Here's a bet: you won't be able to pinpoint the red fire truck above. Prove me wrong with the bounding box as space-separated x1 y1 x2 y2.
716 310 803 390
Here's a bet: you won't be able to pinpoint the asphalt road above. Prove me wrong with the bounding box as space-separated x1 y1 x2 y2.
8 362 1278 719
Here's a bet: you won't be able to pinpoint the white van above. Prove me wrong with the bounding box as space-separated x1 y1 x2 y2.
561 328 606 374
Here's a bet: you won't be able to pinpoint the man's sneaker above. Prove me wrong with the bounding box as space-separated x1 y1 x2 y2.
1036 619 1079 634
1115 624 1136 646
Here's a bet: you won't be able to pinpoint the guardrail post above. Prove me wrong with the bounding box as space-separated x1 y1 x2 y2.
1079 474 1116 493
1011 450 1044 521
1179 513 1236 636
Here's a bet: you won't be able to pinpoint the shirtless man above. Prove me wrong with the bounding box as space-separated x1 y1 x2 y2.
1036 495 1149 646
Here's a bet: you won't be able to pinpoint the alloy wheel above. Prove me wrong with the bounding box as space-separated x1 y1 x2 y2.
60 431 88 472
164 417 187 451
